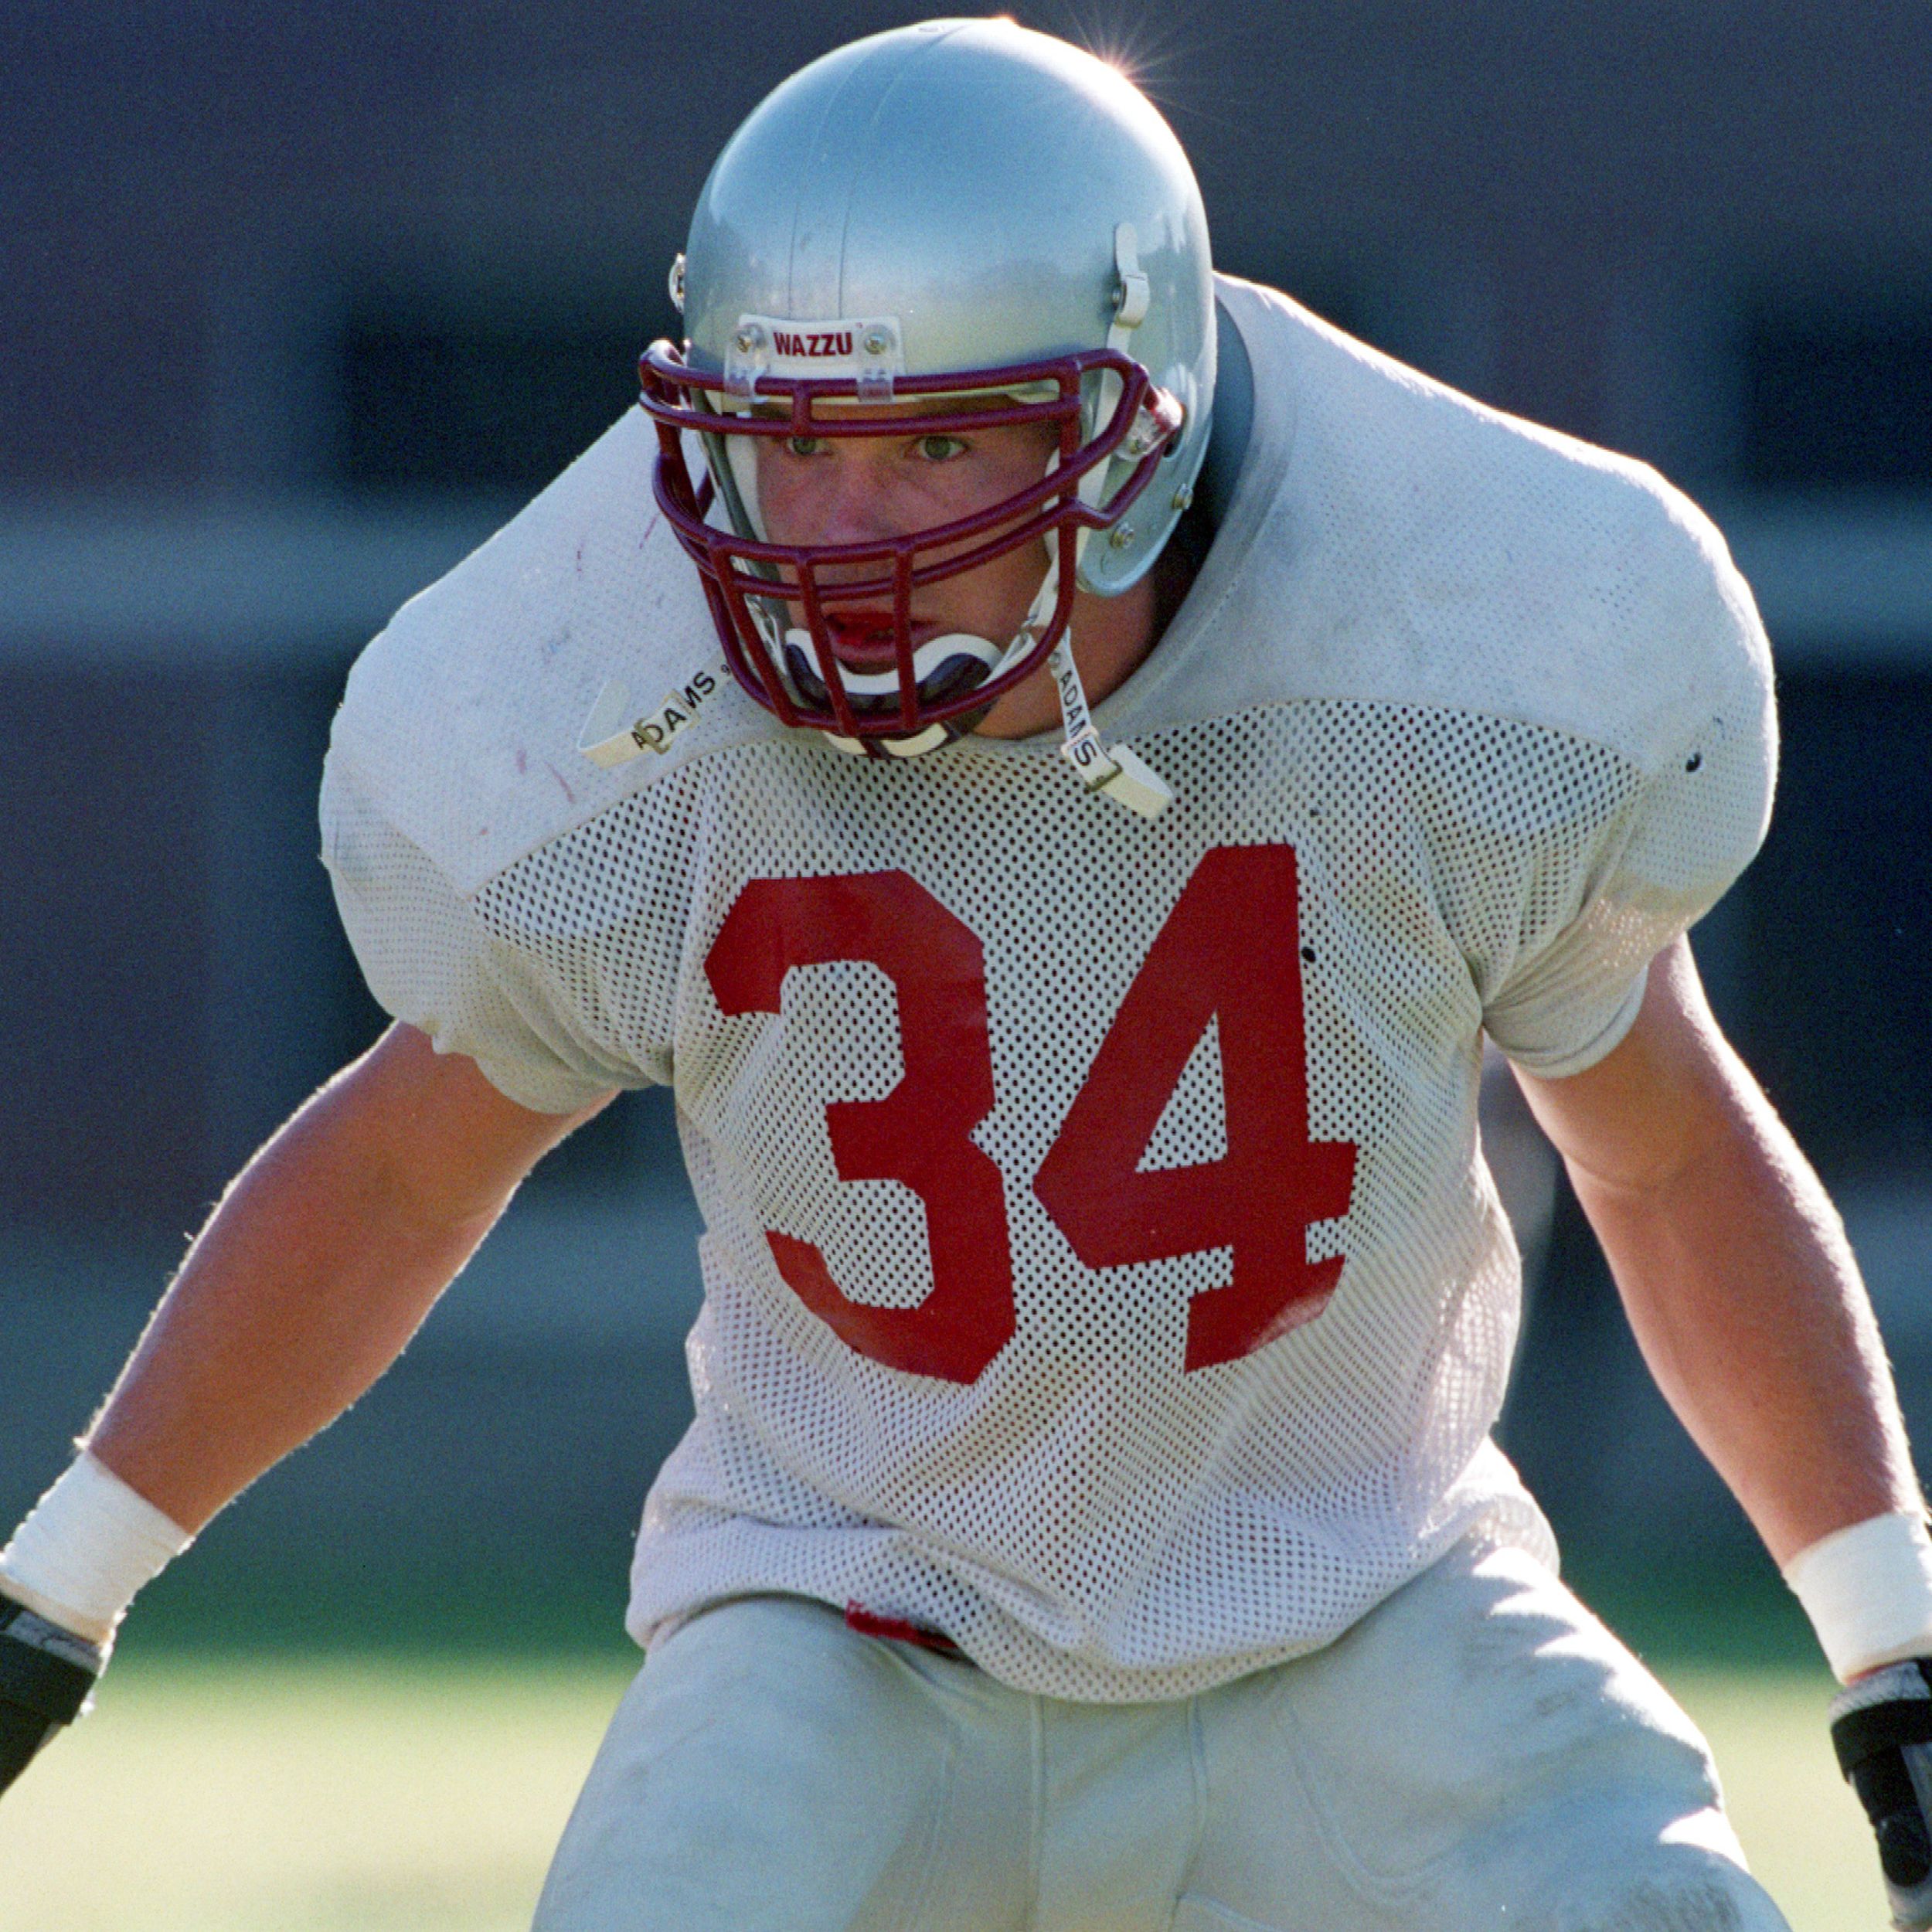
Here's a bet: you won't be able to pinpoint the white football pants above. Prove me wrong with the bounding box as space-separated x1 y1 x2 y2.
532 1538 1789 1931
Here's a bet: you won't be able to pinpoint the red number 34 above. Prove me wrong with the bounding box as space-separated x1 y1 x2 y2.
705 845 1355 1384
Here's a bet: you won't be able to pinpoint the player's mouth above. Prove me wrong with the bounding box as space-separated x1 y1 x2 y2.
821 611 944 674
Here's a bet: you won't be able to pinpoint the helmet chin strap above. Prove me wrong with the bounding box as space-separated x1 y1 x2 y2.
580 559 1172 820
802 551 1171 820
815 631 1005 702
782 625 1003 760
709 489 1168 813
1033 553 1175 821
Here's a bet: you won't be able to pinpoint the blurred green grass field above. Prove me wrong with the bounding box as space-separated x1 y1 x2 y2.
0 1656 632 1932
0 1648 1889 1931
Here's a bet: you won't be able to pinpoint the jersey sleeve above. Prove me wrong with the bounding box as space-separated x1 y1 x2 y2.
319 748 649 1113
1481 512 1777 1079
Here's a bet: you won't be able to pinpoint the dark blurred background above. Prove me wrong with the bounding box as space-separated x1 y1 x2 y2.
2 0 1929 1655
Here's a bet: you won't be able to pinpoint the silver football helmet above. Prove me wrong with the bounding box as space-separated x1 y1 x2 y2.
639 17 1214 808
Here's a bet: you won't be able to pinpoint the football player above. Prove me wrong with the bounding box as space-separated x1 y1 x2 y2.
6 20 1932 1929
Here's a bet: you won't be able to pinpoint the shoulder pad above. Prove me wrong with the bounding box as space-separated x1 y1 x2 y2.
329 411 778 896
1145 282 1772 777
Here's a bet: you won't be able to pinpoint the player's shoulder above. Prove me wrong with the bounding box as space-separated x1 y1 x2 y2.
1199 277 1772 773
325 410 776 896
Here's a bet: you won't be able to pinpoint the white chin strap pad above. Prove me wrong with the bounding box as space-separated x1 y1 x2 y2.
785 629 1003 700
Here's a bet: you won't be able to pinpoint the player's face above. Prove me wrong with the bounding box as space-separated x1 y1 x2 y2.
751 398 1060 677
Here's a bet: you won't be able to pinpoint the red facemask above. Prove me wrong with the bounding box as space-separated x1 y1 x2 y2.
638 340 1183 753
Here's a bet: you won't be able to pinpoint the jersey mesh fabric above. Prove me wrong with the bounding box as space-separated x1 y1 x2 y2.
319 277 1774 1701
323 768 649 1110
328 691 1763 1701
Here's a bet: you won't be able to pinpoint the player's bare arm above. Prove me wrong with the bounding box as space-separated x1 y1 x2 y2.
86 1022 613 1536
0 1025 609 1793
1519 937 1932 1917
1513 934 1917 1566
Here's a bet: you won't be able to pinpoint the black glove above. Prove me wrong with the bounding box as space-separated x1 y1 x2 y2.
0 1592 104 1798
1832 1659 1932 1930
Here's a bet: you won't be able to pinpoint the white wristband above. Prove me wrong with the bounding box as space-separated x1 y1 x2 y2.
0 1452 193 1647
1783 1510 1932 1684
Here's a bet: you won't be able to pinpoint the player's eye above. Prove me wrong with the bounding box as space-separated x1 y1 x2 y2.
913 434 968 462
785 435 828 457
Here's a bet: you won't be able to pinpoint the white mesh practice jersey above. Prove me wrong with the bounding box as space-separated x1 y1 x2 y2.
321 277 1776 1702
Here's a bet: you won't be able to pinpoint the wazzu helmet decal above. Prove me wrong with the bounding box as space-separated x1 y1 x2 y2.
640 18 1216 811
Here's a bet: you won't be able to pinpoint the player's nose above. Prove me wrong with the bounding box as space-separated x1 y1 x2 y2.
796 450 926 556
